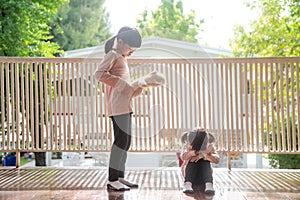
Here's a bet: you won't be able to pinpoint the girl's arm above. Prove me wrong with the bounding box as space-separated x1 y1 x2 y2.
94 52 142 96
181 144 198 161
204 152 220 164
94 52 123 87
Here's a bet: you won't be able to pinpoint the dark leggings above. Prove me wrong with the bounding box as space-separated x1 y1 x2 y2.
185 159 213 185
108 113 132 181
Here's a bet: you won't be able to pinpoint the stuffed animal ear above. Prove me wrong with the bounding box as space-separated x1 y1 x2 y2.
150 71 157 75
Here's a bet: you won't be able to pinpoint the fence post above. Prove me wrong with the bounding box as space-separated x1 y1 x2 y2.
16 150 20 168
227 152 231 171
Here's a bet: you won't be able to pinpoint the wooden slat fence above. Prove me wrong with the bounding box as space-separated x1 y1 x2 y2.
0 57 299 165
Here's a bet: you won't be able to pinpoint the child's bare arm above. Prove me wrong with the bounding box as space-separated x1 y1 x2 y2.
204 152 220 164
181 150 197 161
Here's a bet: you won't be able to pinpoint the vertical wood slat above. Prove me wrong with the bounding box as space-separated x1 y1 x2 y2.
159 63 165 150
270 63 275 151
260 62 264 152
151 63 157 151
183 63 188 132
39 63 44 150
44 63 49 150
149 63 154 151
229 63 234 151
148 63 153 151
297 61 300 151
196 63 201 128
174 63 180 149
142 62 147 150
233 63 239 151
201 64 206 132
285 62 290 152
280 62 285 152
75 63 81 150
244 63 249 152
208 63 212 130
216 63 221 150
48 63 53 150
249 63 254 151
239 63 244 151
34 62 39 149
254 63 259 151
25 63 30 150
72 63 77 150
192 63 197 128
57 63 62 150
275 62 281 151
137 63 142 150
8 63 16 149
67 63 71 150
132 63 137 150
290 62 296 152
192 63 197 129
264 63 270 152
220 63 225 151
91 63 96 150
51 63 56 150
29 62 35 149
15 63 20 152
0 62 4 150
62 63 67 150
225 63 230 151
93 63 99 150
80 63 85 150
6 62 9 149
86 63 90 150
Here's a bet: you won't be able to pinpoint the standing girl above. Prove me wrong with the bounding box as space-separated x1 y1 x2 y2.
94 26 143 191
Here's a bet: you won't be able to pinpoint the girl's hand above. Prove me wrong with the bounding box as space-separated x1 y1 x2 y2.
191 150 199 157
204 153 220 164
190 152 205 163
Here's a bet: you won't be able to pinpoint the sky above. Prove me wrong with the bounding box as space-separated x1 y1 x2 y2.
104 0 258 49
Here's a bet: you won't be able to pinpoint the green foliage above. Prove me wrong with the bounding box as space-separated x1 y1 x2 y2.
269 154 300 169
136 0 203 43
0 0 66 57
230 0 300 57
52 0 111 51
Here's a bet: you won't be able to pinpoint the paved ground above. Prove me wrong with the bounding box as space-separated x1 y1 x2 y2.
0 166 299 200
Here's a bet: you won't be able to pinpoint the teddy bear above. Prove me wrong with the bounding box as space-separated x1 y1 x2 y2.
131 71 166 88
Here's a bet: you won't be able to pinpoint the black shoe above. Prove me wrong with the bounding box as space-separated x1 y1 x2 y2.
107 181 130 191
204 182 215 195
183 182 194 194
119 178 139 188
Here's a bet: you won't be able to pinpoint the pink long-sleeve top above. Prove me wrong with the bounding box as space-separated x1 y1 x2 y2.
94 50 137 117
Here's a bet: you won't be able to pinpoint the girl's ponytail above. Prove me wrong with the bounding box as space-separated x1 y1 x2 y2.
104 36 116 54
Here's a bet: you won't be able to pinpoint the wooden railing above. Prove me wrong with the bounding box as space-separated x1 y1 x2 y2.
0 57 299 166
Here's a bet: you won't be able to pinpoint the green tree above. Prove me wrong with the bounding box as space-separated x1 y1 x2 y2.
52 0 111 51
230 0 300 57
1 0 66 166
230 0 300 168
136 0 203 43
0 0 66 57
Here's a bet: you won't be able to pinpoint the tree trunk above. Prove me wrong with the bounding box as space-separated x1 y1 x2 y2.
35 125 46 166
35 152 46 166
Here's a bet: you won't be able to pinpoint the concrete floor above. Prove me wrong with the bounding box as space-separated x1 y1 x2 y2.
0 167 299 200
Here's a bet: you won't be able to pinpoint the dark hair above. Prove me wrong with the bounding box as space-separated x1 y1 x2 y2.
188 128 209 152
208 132 215 143
104 26 142 54
181 132 188 143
